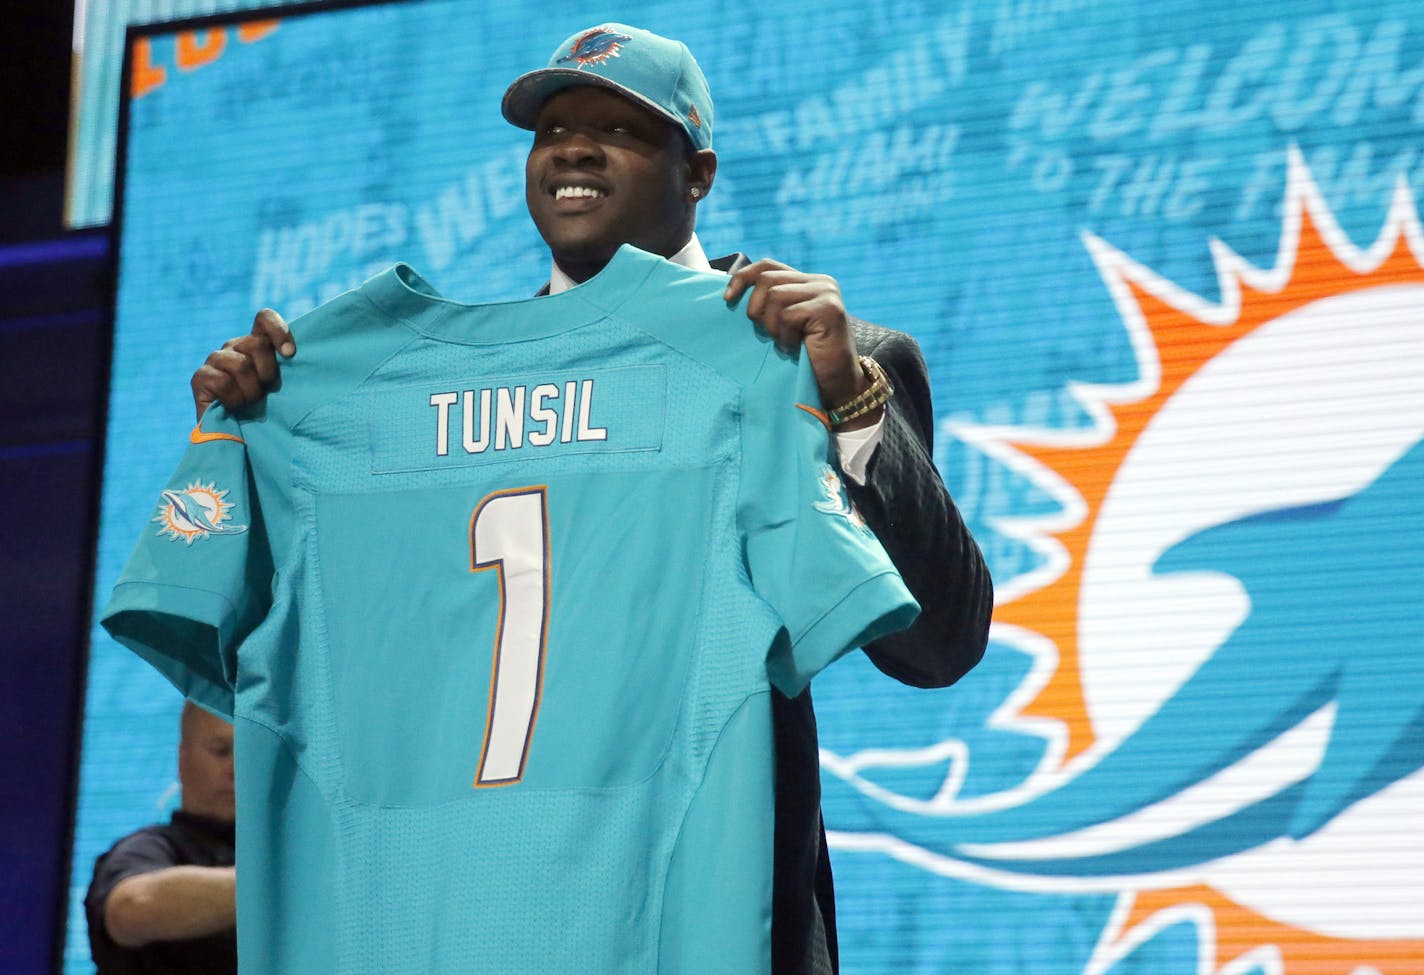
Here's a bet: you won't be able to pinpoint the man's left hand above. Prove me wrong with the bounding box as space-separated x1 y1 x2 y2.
724 259 880 429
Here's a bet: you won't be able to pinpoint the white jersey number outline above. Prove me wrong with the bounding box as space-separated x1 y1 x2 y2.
469 486 550 786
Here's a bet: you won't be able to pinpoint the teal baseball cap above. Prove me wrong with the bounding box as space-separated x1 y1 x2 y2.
502 24 714 151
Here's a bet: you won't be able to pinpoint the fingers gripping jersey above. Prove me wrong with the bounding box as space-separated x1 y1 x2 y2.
103 245 918 974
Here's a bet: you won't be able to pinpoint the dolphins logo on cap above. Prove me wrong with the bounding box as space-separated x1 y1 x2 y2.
558 27 633 68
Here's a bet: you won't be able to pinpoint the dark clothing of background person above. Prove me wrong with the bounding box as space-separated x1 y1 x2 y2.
85 812 237 975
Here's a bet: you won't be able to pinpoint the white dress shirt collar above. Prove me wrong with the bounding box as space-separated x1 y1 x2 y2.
547 235 712 295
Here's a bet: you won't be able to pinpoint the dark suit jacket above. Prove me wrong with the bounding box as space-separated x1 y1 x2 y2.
709 253 993 974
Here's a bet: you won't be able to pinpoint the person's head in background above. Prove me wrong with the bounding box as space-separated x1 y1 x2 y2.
178 702 235 823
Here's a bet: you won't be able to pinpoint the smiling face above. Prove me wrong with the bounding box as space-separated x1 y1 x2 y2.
524 86 716 283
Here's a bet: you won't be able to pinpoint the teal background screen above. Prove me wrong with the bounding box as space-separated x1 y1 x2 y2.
72 2 1424 972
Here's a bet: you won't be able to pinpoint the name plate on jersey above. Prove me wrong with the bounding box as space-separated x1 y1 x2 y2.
369 364 665 474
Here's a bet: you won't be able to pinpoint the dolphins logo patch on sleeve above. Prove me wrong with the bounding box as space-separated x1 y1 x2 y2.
154 481 248 543
813 464 869 532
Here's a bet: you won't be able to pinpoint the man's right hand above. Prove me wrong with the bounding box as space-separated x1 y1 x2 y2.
191 309 296 420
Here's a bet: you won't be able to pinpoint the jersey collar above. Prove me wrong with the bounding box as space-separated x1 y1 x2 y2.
548 234 712 295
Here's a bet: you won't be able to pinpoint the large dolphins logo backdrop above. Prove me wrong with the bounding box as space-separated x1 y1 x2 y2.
823 151 1424 973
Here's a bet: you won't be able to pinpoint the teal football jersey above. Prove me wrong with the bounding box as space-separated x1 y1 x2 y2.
103 244 919 974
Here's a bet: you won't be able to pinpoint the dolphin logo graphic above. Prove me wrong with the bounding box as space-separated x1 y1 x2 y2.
154 482 248 543
822 438 1424 878
161 490 244 536
558 28 633 69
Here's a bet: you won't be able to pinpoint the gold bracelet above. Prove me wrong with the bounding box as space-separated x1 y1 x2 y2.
828 356 893 427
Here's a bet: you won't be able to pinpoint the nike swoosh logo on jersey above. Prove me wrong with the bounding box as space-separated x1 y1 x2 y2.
190 424 246 445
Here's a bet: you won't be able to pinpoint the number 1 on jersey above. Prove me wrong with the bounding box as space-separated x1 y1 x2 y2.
470 487 551 786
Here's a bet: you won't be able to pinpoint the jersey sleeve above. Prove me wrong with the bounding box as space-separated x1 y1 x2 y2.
101 409 273 719
739 352 920 698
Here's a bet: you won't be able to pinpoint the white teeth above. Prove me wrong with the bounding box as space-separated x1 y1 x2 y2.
555 186 606 200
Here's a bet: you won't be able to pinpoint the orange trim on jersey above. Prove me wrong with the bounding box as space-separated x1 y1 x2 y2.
472 556 511 788
795 403 832 431
189 424 245 445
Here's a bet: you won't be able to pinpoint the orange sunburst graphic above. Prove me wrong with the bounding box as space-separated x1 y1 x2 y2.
982 147 1424 974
